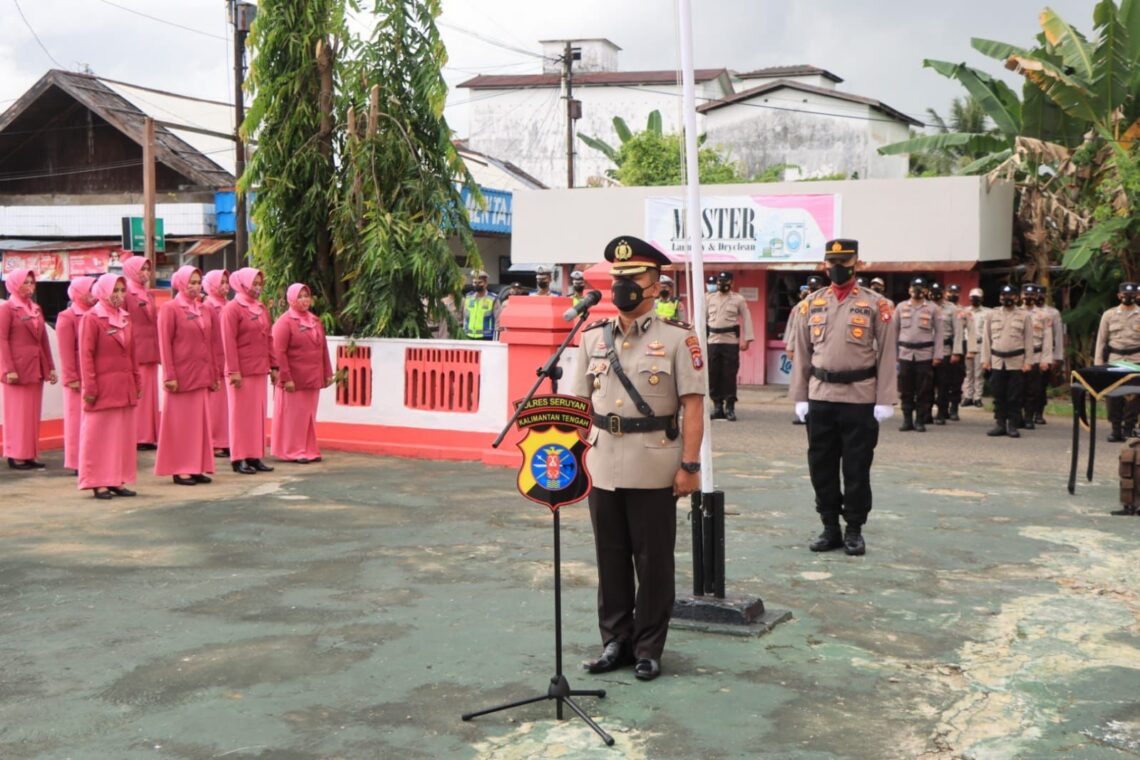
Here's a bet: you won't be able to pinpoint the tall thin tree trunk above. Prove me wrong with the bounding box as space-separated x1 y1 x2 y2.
315 38 344 325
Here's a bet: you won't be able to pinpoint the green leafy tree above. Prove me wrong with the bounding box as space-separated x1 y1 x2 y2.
577 110 663 176
243 0 479 337
613 131 743 186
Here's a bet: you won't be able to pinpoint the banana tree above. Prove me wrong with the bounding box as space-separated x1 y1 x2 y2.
578 110 663 178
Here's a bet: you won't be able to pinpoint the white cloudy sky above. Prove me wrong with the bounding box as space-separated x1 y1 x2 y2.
0 0 1095 137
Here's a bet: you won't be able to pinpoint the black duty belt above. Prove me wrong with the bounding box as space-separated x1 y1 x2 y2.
943 339 954 346
592 413 677 437
992 349 1025 358
708 325 740 335
1106 344 1140 356
812 366 877 384
899 341 934 349
1033 345 1043 352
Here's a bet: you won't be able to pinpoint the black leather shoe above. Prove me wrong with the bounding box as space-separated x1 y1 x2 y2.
725 404 737 422
1006 421 1021 439
1108 430 1126 443
1023 420 1035 431
844 527 866 556
809 526 844 552
949 411 960 421
247 458 274 472
914 420 926 432
934 417 946 425
986 424 1007 437
108 486 136 497
172 475 197 486
232 460 256 474
7 458 33 470
192 474 212 483
1111 505 1137 516
293 458 312 464
1034 415 1047 425
634 658 661 681
584 641 634 674
710 403 726 420
136 443 157 451
93 488 112 500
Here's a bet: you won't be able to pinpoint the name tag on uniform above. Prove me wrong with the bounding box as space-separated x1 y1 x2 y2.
107 328 119 336
299 324 312 332
185 313 199 320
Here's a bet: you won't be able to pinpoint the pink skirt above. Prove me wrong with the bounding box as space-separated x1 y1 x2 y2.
154 388 215 476
63 386 82 469
227 374 267 461
2 382 43 460
207 383 229 449
271 387 321 461
78 406 137 490
135 362 160 445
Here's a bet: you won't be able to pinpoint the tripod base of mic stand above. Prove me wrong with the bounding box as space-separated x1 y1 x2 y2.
462 674 614 746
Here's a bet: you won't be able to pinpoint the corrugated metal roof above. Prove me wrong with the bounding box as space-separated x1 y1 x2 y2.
734 65 843 83
696 79 923 127
0 70 234 188
458 69 729 89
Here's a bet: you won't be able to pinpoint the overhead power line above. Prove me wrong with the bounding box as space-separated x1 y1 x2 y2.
437 20 559 63
11 0 62 68
94 0 228 41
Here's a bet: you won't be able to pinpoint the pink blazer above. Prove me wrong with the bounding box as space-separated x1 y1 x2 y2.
158 297 216 392
56 307 84 385
222 298 276 376
0 299 54 384
273 311 333 390
123 287 160 364
79 308 140 411
203 298 227 381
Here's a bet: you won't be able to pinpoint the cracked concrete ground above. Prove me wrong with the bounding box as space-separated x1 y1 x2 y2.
0 388 1137 759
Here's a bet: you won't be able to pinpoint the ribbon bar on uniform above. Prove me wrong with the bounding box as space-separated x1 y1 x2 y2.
811 366 877 384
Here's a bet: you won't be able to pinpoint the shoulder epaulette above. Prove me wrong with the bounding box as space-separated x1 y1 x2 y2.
583 318 608 332
663 317 693 330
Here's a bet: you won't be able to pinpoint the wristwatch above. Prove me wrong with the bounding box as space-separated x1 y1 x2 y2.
680 461 701 473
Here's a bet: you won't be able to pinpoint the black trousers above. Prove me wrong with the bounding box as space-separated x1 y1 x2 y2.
806 400 879 527
897 359 933 417
1107 395 1140 432
708 343 740 404
1022 365 1045 418
948 355 966 405
933 356 955 416
587 486 677 661
990 368 1024 426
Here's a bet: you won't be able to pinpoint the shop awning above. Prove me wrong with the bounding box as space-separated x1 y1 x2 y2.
166 236 233 256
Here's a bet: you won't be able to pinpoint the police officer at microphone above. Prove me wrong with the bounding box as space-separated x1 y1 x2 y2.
571 235 705 682
791 239 898 555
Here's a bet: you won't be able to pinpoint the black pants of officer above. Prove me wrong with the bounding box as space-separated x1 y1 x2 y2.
588 486 676 661
990 368 1025 427
1022 364 1045 420
1107 395 1140 434
948 355 966 407
708 343 740 404
933 357 955 418
898 359 933 418
806 400 878 527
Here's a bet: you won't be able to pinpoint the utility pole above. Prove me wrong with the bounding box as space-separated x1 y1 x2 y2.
142 117 156 271
230 1 256 260
562 42 581 189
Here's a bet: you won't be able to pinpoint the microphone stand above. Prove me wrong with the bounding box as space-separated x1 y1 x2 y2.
463 306 614 746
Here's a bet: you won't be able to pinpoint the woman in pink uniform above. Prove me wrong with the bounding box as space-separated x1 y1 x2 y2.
222 267 276 475
0 269 57 470
121 255 160 449
201 269 230 459
78 274 140 499
155 266 217 486
271 283 333 463
56 276 97 473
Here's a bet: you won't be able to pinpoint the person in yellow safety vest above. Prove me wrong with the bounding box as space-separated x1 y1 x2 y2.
655 275 681 320
570 270 587 305
462 270 501 340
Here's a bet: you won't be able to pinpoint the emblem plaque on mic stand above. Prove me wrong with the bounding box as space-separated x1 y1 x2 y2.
461 299 615 746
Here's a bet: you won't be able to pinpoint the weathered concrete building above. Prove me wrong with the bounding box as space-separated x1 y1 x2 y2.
459 45 918 187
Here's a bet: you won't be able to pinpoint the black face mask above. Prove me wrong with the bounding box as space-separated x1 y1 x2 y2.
910 289 924 300
948 294 959 303
1001 298 1016 307
718 282 731 293
612 278 648 312
660 289 671 300
537 279 550 290
932 294 943 302
970 297 982 307
572 283 585 293
828 263 853 286
1123 296 1137 306
474 284 486 294
871 285 884 294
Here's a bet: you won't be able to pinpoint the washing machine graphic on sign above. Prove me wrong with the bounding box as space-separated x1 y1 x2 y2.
783 222 806 255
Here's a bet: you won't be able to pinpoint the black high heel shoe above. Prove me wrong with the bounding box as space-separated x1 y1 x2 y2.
232 460 256 474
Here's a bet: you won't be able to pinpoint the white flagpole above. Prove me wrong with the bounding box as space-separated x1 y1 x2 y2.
677 0 713 492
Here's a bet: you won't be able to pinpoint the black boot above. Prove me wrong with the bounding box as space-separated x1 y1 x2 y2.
922 411 933 425
1108 424 1125 443
987 421 1007 437
725 401 737 422
1034 413 1046 425
843 525 866 556
1006 420 1021 438
1023 418 1035 430
934 413 946 425
898 411 914 432
1111 504 1137 516
914 412 927 432
809 522 844 552
711 401 726 420
949 402 959 421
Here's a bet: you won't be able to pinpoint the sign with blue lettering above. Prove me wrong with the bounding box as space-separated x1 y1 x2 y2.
461 186 512 234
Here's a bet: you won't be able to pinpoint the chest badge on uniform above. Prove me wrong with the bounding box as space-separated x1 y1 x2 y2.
648 374 660 386
852 327 864 338
648 340 663 350
878 301 892 322
812 298 828 306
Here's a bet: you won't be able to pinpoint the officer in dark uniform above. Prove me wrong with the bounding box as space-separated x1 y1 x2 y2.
571 235 705 682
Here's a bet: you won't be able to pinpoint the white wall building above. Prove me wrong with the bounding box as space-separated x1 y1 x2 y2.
459 50 919 187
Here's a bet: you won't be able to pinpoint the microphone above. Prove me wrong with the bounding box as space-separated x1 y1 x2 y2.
562 290 602 321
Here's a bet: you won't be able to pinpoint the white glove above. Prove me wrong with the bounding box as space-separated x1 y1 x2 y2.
873 404 894 423
794 402 809 422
